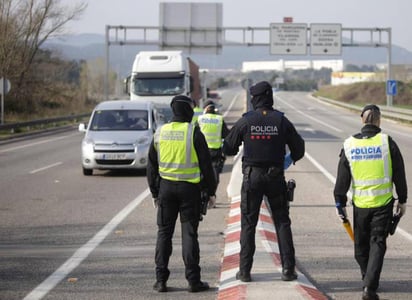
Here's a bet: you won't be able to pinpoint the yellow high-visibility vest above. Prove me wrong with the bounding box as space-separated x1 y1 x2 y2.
192 107 203 124
156 122 200 183
198 113 223 149
344 133 393 208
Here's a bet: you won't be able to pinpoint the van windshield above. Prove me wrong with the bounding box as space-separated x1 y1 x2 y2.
90 109 149 131
133 76 184 96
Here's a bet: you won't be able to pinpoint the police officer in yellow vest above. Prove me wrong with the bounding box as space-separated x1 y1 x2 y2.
334 104 408 300
147 95 217 293
197 100 229 185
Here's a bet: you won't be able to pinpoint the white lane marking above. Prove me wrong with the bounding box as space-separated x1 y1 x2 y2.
29 162 62 174
276 95 343 133
304 151 336 184
223 91 243 118
380 126 412 139
309 93 412 139
23 189 151 300
305 151 412 242
397 228 412 242
0 133 79 154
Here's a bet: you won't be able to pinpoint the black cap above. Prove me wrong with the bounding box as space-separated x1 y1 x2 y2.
360 104 380 117
203 100 216 113
250 81 272 96
204 100 215 108
170 95 193 108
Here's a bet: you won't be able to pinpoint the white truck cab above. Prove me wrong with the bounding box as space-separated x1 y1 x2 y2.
125 51 202 106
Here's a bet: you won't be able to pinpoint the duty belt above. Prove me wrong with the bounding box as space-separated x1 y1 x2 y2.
244 165 282 176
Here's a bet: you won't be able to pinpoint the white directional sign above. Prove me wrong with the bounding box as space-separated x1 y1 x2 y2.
270 23 307 55
310 23 342 55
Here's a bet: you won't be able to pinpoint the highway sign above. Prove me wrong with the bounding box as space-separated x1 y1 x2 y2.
310 23 342 55
386 80 397 96
159 2 223 54
270 23 307 55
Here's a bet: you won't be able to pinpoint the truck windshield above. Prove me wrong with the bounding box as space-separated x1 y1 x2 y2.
133 76 184 96
90 110 149 131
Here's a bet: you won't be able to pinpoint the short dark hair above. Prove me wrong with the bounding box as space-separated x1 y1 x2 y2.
360 104 380 117
361 104 380 125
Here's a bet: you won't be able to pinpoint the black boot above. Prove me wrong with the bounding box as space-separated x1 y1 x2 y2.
362 287 379 300
188 281 210 293
153 281 167 292
281 268 298 281
236 271 252 282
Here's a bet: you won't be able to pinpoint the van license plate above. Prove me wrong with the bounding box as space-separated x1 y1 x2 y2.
100 153 127 160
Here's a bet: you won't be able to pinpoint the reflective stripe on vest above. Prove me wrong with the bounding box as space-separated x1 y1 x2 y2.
157 122 200 183
198 113 223 149
343 133 393 208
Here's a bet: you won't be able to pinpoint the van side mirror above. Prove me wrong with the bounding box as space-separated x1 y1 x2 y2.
78 123 86 132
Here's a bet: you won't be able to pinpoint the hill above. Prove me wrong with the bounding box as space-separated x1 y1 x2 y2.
44 34 412 77
316 82 412 106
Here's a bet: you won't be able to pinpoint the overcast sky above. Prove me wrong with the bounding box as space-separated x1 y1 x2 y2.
63 0 412 51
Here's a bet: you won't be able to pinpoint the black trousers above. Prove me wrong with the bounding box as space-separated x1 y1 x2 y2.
210 148 225 185
155 179 201 284
239 166 295 273
353 200 393 290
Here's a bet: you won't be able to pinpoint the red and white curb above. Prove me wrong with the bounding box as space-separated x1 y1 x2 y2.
216 195 328 300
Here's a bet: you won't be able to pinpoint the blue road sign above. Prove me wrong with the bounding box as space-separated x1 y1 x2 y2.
386 80 397 96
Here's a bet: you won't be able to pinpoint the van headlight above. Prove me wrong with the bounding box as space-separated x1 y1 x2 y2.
136 136 151 146
82 138 94 154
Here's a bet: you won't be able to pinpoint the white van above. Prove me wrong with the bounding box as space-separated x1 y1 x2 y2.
78 100 162 175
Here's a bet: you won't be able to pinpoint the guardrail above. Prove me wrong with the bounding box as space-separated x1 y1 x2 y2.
0 113 90 140
314 95 412 124
0 113 90 131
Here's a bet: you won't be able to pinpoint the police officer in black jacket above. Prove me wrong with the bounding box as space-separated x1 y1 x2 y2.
147 95 217 293
223 81 305 282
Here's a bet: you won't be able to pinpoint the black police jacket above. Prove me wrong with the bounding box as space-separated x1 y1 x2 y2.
223 107 305 169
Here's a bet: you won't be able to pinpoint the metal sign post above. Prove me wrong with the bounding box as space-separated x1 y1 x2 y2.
0 77 11 124
387 28 393 106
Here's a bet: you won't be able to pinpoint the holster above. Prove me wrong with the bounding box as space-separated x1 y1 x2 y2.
389 214 401 235
200 189 209 219
265 166 282 181
242 166 252 191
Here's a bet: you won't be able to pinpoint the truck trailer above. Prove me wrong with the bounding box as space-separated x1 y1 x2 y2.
125 51 202 106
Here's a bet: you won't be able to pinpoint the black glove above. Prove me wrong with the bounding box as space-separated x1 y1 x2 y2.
335 203 347 221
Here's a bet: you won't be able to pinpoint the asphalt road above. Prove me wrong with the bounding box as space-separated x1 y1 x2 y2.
0 89 411 300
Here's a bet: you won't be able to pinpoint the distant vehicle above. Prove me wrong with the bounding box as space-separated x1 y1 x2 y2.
124 50 202 107
207 90 222 101
78 100 161 175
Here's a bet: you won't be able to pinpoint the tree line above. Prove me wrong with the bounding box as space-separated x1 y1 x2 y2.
0 0 114 121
